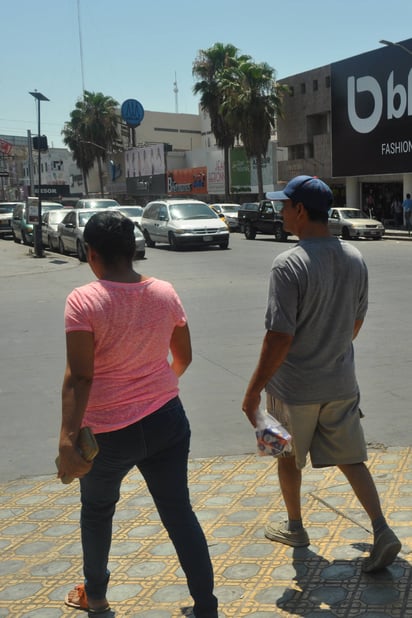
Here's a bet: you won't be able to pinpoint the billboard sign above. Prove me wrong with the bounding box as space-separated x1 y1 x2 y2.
167 167 207 195
206 150 225 194
331 39 412 176
125 145 165 177
0 138 12 155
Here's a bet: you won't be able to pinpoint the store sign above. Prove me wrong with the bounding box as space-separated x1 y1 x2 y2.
121 99 144 128
331 38 412 176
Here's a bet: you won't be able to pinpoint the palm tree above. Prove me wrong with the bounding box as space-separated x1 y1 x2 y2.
62 91 119 196
193 43 248 201
221 60 287 200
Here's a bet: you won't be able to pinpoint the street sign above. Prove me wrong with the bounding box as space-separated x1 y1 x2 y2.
121 99 144 128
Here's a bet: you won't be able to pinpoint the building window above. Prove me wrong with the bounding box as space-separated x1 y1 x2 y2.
289 86 294 97
300 83 306 94
154 127 179 133
325 75 331 88
313 79 318 91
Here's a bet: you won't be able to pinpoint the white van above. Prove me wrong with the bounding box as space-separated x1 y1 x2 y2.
141 199 229 250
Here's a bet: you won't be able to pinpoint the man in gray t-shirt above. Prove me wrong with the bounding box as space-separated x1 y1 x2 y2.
242 175 400 573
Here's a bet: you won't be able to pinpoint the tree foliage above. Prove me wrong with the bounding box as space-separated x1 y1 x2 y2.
62 91 119 196
193 43 286 200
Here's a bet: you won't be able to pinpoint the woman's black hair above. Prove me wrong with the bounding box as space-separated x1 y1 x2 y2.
83 211 136 263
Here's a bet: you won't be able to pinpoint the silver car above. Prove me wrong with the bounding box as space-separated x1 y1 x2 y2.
57 209 145 262
41 209 68 250
141 199 229 250
74 198 120 209
328 208 385 240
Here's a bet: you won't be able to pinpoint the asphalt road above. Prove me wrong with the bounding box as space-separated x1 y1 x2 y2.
1 232 412 482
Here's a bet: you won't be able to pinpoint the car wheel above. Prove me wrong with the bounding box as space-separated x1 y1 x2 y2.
135 251 145 260
58 238 66 254
342 227 351 240
21 229 28 245
219 239 229 249
12 231 20 244
48 236 53 250
169 232 180 251
244 224 256 240
274 224 287 242
77 240 87 262
144 230 155 247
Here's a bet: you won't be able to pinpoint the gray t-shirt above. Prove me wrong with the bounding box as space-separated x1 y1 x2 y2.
265 237 368 405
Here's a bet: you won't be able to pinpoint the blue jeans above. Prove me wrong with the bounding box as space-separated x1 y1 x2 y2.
80 397 218 618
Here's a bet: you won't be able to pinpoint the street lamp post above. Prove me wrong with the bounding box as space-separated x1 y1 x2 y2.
379 39 412 56
29 90 49 258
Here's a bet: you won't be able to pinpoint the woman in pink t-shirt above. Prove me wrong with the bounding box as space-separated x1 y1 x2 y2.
58 211 217 617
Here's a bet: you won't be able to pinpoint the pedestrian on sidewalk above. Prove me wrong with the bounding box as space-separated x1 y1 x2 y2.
57 211 218 617
391 195 403 228
402 193 412 234
242 175 401 573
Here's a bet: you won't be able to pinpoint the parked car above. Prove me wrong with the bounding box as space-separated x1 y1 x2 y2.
57 209 145 261
115 205 144 227
209 203 240 232
328 207 385 240
11 200 63 245
0 202 16 238
41 209 68 250
141 199 230 250
74 198 120 209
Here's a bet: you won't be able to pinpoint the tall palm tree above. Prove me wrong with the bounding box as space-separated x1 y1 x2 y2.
193 43 248 201
62 91 119 196
221 60 287 200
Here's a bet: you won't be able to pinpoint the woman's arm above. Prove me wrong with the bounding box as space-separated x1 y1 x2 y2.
58 330 95 481
170 323 192 377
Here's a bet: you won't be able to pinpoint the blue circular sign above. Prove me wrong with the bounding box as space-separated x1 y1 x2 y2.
121 99 144 128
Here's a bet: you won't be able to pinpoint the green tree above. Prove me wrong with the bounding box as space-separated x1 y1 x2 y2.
221 59 287 200
62 91 119 196
193 43 248 201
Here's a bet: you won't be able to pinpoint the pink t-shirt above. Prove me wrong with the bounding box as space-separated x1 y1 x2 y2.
64 277 187 433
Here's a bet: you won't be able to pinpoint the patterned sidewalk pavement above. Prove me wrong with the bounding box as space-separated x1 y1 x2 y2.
1 448 411 618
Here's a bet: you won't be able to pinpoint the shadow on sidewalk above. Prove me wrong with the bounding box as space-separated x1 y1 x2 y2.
275 546 409 616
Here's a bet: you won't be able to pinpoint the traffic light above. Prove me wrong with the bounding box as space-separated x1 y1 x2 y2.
32 135 48 151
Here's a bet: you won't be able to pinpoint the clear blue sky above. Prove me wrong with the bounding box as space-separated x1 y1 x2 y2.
2 0 412 149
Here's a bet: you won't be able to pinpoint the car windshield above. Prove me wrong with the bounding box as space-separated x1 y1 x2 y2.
48 210 67 224
42 203 63 212
170 203 217 220
340 209 369 219
79 212 96 226
119 206 143 216
84 200 119 208
221 205 239 214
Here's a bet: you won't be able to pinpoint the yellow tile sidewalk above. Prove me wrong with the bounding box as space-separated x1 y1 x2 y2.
1 448 411 617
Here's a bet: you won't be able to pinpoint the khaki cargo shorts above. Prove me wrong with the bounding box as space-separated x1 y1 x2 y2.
266 393 367 470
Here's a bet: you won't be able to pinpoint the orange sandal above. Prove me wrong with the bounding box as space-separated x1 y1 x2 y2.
65 584 111 614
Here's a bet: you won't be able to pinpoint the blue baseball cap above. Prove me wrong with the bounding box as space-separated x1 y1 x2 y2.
266 175 333 212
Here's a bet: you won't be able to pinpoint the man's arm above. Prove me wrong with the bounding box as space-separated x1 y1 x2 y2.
58 330 95 481
242 330 294 427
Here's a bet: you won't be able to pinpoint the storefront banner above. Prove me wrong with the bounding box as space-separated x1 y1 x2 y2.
125 145 165 178
331 38 412 176
206 150 225 194
230 148 251 191
167 167 207 195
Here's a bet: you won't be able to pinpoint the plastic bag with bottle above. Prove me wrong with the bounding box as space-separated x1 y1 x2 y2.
255 408 292 457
